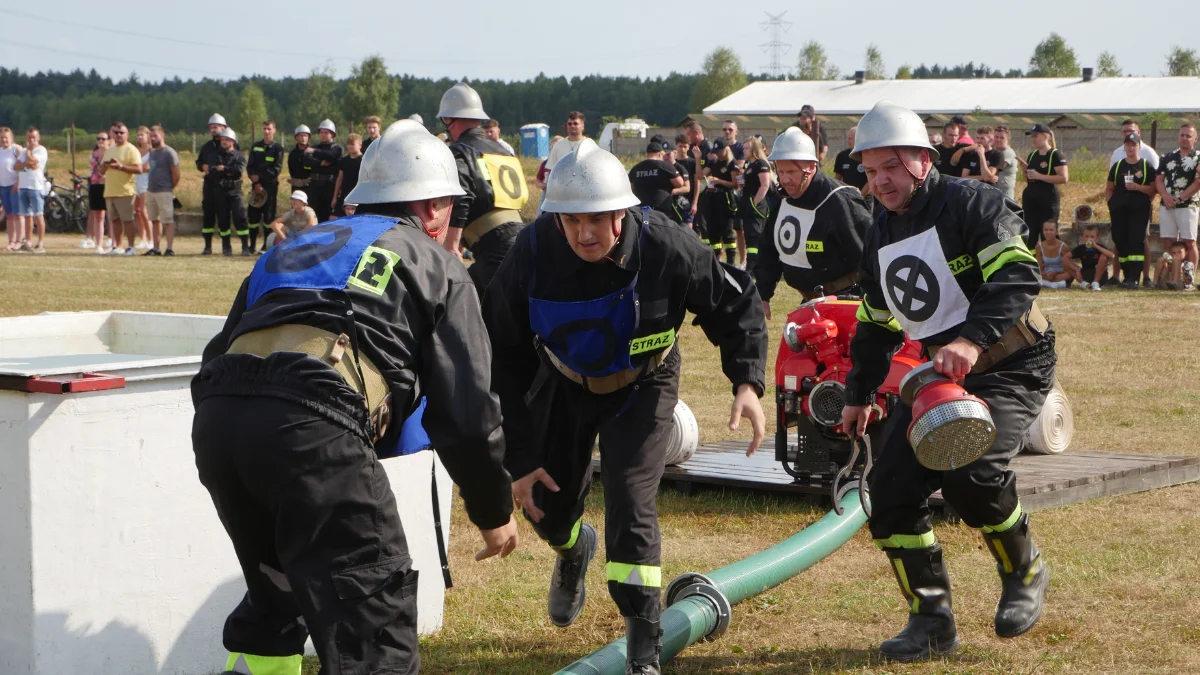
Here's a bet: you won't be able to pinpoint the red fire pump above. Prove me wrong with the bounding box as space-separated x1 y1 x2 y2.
774 295 924 513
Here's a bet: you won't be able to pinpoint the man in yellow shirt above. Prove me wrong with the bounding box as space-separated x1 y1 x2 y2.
102 121 145 256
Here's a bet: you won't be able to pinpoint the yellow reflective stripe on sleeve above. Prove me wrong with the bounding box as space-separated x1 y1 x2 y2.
856 300 903 333
606 562 662 588
553 519 582 551
891 558 920 613
225 653 303 675
978 235 1029 268
874 532 937 550
630 328 675 356
980 502 1023 533
265 156 276 162
981 247 1038 281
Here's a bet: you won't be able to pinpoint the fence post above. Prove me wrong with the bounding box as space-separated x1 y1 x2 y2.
192 133 197 155
70 123 77 175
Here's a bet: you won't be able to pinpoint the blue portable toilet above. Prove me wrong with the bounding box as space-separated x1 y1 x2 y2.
520 123 550 159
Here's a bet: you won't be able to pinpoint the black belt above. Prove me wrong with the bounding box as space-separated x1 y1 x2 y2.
309 174 336 185
219 179 243 189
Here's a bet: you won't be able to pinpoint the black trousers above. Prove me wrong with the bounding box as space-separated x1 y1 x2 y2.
309 178 336 223
740 195 769 274
524 348 682 621
1110 200 1151 280
248 181 279 226
868 333 1056 541
202 179 219 233
193 394 419 675
215 188 249 238
705 190 738 262
1021 189 1059 249
467 221 523 297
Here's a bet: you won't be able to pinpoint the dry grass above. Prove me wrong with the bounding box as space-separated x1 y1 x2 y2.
4 196 1200 674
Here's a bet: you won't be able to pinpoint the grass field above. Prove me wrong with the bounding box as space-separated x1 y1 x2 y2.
3 186 1199 673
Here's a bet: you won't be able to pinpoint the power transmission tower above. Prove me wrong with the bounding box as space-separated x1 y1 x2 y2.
760 11 792 79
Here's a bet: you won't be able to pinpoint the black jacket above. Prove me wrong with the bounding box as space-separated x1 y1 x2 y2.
196 137 223 181
247 140 284 184
288 146 313 182
483 207 768 479
196 212 513 530
448 127 515 230
844 170 1041 405
308 141 344 177
756 172 872 299
210 147 245 184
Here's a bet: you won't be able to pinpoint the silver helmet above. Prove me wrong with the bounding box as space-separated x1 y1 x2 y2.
436 82 489 121
541 139 640 214
346 119 465 205
850 99 939 162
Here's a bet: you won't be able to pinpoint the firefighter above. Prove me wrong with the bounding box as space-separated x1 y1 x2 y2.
209 128 251 256
196 113 227 255
482 139 767 675
840 100 1055 661
437 82 529 294
246 119 284 253
305 119 343 223
193 120 518 675
755 127 873 318
287 125 314 198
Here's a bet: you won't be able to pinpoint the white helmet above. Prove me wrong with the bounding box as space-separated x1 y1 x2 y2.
408 113 424 125
346 119 465 205
208 113 227 127
436 82 488 121
294 124 311 136
851 99 939 162
218 127 237 142
318 119 336 135
769 127 818 162
541 139 640 214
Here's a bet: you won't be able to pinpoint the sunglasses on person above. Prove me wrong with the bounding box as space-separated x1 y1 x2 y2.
113 130 127 135
97 136 109 141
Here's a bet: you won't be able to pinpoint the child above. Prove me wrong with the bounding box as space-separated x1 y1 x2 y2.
1155 241 1190 290
1035 220 1078 289
1070 224 1113 291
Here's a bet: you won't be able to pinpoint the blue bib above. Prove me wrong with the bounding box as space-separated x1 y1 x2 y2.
247 214 400 305
527 212 648 378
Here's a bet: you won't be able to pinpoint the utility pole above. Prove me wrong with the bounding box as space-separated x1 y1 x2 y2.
760 11 793 80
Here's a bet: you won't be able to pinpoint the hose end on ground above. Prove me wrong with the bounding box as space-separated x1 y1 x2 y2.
665 572 732 641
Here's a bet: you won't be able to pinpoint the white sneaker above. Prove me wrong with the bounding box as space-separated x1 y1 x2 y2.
1040 279 1054 288
103 238 113 248
77 238 95 249
1091 281 1103 291
137 240 151 250
123 247 136 256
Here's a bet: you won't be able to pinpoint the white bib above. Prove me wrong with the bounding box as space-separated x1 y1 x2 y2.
876 227 971 340
773 186 854 269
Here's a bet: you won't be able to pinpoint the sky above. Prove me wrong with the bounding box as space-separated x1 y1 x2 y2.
0 0 1194 84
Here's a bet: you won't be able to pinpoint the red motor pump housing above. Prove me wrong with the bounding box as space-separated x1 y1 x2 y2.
774 296 924 483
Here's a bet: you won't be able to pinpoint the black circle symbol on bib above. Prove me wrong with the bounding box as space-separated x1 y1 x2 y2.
885 255 940 322
497 164 523 199
547 318 619 373
777 215 801 255
266 223 353 274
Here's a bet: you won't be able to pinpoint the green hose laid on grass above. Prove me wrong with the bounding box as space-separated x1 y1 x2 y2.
555 490 868 674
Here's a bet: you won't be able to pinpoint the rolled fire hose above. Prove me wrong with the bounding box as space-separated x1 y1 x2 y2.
664 400 699 466
1024 381 1073 455
554 490 868 674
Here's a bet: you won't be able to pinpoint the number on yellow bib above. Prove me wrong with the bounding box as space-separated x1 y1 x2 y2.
476 154 529 210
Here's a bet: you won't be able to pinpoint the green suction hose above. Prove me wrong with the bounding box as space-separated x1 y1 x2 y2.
555 490 868 674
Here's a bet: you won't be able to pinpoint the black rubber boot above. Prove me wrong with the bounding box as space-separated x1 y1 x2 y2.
983 513 1049 638
879 546 960 662
548 523 597 627
201 232 213 255
248 226 259 253
625 617 662 675
222 235 233 257
240 234 252 256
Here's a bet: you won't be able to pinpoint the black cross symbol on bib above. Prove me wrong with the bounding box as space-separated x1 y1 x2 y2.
885 254 940 322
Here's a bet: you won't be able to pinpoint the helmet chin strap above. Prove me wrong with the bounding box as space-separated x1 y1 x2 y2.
893 147 931 211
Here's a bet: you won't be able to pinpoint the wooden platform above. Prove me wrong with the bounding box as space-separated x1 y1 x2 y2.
593 440 1200 512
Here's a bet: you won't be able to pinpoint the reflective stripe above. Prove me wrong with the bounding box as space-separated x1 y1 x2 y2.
1024 556 1042 586
236 228 250 236
553 519 582 551
978 235 1028 268
225 653 303 675
991 539 1014 574
1119 254 1145 263
980 502 1022 533
874 531 937 550
606 562 662 587
201 227 215 234
856 300 903 333
891 558 920 613
981 247 1038 281
746 247 759 254
711 243 723 250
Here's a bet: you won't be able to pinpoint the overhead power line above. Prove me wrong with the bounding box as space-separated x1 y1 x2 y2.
759 11 792 79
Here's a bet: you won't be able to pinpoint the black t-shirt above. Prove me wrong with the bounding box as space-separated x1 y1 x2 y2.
1024 149 1068 202
1071 243 1104 270
1107 158 1157 209
628 158 680 211
962 148 1003 178
337 155 362 199
741 159 771 199
669 158 690 183
935 143 970 176
689 139 713 173
707 158 736 192
727 140 745 162
833 148 868 189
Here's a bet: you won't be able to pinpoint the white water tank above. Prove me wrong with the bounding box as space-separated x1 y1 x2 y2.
0 311 452 675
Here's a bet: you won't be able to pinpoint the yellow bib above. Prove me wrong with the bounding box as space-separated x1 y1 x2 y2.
476 154 529 210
